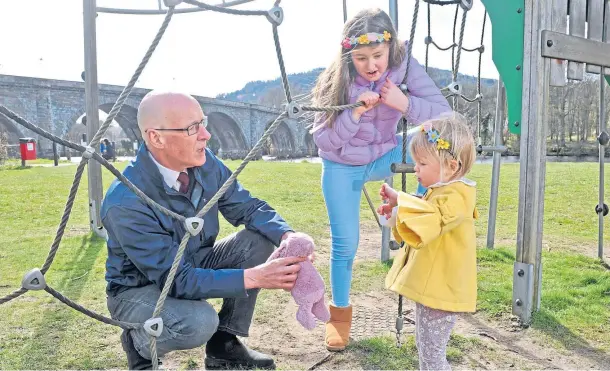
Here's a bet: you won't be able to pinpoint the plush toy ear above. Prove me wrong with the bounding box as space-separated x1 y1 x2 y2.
267 240 288 261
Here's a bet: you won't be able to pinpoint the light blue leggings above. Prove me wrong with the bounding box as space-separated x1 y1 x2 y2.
321 141 426 308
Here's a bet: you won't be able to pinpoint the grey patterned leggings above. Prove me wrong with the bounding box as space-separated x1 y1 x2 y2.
415 303 457 370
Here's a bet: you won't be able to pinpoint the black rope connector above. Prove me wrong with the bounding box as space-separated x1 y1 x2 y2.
596 203 609 216
399 83 409 94
266 6 283 25
478 45 485 53
424 36 433 45
598 131 609 146
476 144 483 155
475 93 483 102
460 0 473 11
285 101 303 119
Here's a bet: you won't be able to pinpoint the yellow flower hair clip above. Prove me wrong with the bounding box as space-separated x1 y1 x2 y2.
421 123 456 158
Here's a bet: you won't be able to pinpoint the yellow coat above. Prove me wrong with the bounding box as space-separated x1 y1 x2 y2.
385 179 478 313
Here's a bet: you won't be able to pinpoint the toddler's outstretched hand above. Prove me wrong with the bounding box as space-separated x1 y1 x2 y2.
379 183 398 206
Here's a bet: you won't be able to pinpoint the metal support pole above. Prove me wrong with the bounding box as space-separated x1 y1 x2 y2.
598 71 607 260
513 0 551 324
343 0 347 23
381 0 399 262
83 0 106 238
389 0 398 30
487 79 506 249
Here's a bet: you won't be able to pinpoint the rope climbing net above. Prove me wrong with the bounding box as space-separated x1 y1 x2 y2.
0 1 372 369
0 0 501 366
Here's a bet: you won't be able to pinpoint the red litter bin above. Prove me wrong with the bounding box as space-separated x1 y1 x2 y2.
19 138 37 166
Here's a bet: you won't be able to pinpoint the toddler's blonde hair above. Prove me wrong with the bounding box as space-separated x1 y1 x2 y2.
410 112 476 181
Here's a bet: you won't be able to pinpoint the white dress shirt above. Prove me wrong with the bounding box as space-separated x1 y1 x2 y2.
148 152 187 192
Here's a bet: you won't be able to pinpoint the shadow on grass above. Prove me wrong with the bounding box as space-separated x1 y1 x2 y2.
17 233 106 369
531 310 610 368
462 312 609 369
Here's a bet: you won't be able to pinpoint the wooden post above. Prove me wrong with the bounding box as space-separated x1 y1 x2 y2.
549 0 567 86
512 0 552 324
567 0 586 80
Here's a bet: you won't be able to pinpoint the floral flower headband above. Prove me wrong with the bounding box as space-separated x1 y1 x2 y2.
341 31 392 49
421 122 457 159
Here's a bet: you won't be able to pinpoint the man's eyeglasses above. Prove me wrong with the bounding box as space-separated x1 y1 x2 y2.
146 118 208 136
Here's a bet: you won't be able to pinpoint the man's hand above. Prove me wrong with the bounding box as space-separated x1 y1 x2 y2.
244 256 306 290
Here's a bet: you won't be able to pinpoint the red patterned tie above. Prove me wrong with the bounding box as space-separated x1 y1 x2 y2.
177 172 189 193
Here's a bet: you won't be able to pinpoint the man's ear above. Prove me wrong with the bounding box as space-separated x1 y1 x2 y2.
147 130 164 149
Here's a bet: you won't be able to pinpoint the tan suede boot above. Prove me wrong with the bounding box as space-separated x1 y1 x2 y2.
325 304 352 351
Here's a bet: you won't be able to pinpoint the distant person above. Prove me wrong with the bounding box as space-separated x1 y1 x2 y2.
101 90 311 370
101 138 115 161
310 8 451 351
379 113 478 370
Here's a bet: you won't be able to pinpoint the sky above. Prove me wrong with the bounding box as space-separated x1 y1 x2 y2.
0 0 499 99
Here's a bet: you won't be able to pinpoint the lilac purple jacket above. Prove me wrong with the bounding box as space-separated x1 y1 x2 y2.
313 44 451 166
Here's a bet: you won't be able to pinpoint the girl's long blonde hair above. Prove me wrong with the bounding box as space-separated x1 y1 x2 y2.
311 8 405 130
410 113 476 182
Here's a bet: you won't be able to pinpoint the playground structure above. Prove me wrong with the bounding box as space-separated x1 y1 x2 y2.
0 0 608 369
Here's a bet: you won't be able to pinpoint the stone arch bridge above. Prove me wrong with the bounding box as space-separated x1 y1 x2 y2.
0 74 317 159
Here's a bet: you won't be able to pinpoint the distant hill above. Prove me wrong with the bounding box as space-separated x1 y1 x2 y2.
217 66 497 106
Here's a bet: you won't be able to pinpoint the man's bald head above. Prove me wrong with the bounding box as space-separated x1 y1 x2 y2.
137 91 202 141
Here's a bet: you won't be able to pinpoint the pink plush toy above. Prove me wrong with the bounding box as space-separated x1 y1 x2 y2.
267 232 330 330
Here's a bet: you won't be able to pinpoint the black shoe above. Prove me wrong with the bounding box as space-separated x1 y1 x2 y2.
120 330 161 370
205 331 275 370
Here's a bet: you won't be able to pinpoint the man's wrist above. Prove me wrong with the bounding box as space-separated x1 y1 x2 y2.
280 231 294 241
244 268 259 290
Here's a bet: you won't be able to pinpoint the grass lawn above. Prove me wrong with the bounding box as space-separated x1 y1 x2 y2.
0 159 608 369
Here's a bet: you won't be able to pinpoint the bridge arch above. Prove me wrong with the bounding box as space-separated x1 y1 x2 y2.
0 113 24 144
262 119 295 158
206 111 248 159
98 104 141 142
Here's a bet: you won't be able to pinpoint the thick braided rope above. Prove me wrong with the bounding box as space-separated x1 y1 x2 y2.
302 102 364 112
451 5 459 109
89 8 175 148
41 161 88 274
453 7 468 82
45 286 140 330
149 112 289 365
423 0 461 5
395 0 420 347
452 6 468 111
183 0 268 16
401 0 420 193
0 106 185 222
476 11 487 144
0 287 27 305
425 2 431 71
272 24 292 103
